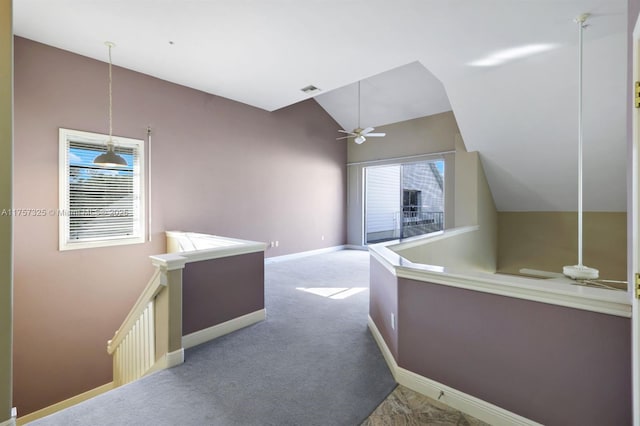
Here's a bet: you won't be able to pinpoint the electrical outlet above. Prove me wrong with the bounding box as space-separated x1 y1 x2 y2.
391 313 395 330
321 235 325 241
275 241 279 247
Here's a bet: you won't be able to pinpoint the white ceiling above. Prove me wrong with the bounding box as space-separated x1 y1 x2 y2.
314 61 451 132
13 0 628 212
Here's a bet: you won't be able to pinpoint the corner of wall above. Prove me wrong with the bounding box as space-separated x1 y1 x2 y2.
453 150 478 227
0 0 13 422
454 133 467 152
476 155 498 271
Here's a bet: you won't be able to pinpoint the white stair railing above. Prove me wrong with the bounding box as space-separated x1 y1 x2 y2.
107 254 186 387
107 270 161 386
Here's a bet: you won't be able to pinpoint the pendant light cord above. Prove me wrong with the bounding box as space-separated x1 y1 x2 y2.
108 43 113 144
147 126 152 242
576 15 587 268
357 81 361 129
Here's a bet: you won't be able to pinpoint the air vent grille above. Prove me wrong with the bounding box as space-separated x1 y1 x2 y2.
301 85 320 94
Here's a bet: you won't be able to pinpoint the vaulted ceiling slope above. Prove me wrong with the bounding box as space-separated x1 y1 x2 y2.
14 0 627 211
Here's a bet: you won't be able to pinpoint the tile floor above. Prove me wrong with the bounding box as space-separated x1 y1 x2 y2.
362 385 490 426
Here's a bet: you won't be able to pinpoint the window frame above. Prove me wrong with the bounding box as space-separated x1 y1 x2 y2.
363 158 445 245
58 128 145 251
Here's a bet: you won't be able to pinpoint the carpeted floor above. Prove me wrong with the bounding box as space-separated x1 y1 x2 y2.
30 249 396 426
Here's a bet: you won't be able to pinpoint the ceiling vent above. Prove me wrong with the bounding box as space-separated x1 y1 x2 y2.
301 85 321 94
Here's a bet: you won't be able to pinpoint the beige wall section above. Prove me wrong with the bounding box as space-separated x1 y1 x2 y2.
497 212 627 281
346 111 462 246
476 153 498 268
0 0 12 422
347 111 460 163
453 146 477 227
395 152 498 272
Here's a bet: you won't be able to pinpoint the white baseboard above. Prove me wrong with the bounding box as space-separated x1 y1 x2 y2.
145 347 185 378
265 245 346 264
367 315 399 375
367 316 541 426
16 382 114 425
166 348 185 367
345 244 368 251
183 309 266 349
394 367 542 426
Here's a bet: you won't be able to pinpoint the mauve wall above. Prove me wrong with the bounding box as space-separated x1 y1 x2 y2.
369 258 398 359
13 37 346 415
395 276 631 425
182 252 264 335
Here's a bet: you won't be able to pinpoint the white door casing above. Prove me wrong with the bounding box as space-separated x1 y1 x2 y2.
631 14 640 426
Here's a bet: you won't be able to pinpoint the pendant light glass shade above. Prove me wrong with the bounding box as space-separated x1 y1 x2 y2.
94 41 127 167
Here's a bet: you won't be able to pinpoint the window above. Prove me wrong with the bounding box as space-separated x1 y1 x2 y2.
364 159 444 244
59 128 145 250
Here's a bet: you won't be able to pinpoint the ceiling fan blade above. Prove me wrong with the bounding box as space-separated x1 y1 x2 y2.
361 127 375 135
519 268 564 279
338 129 352 134
366 133 386 137
336 136 351 140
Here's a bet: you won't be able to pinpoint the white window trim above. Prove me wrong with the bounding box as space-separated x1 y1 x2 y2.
59 128 145 251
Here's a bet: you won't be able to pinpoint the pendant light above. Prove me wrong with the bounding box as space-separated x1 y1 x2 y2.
563 13 599 280
94 41 127 167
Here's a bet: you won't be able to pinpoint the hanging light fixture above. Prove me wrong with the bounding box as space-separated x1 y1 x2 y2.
94 41 127 167
563 13 598 280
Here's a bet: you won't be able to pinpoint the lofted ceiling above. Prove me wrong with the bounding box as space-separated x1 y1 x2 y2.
314 62 451 132
13 0 627 212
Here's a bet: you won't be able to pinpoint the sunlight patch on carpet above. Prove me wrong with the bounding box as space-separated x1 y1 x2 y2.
296 287 367 299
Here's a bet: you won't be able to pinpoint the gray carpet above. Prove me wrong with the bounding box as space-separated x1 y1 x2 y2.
30 249 396 425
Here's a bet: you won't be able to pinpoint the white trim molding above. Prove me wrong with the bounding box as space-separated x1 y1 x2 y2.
166 348 184 367
367 316 542 426
149 253 187 271
147 348 184 375
183 309 266 349
165 232 267 261
16 383 114 425
369 232 632 318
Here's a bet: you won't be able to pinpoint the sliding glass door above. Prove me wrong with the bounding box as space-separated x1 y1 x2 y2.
364 160 444 245
365 165 401 244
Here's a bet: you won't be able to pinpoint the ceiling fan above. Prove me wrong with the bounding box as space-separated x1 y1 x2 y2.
519 14 624 291
336 81 385 144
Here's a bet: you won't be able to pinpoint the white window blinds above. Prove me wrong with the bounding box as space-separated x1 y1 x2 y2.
59 128 145 250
